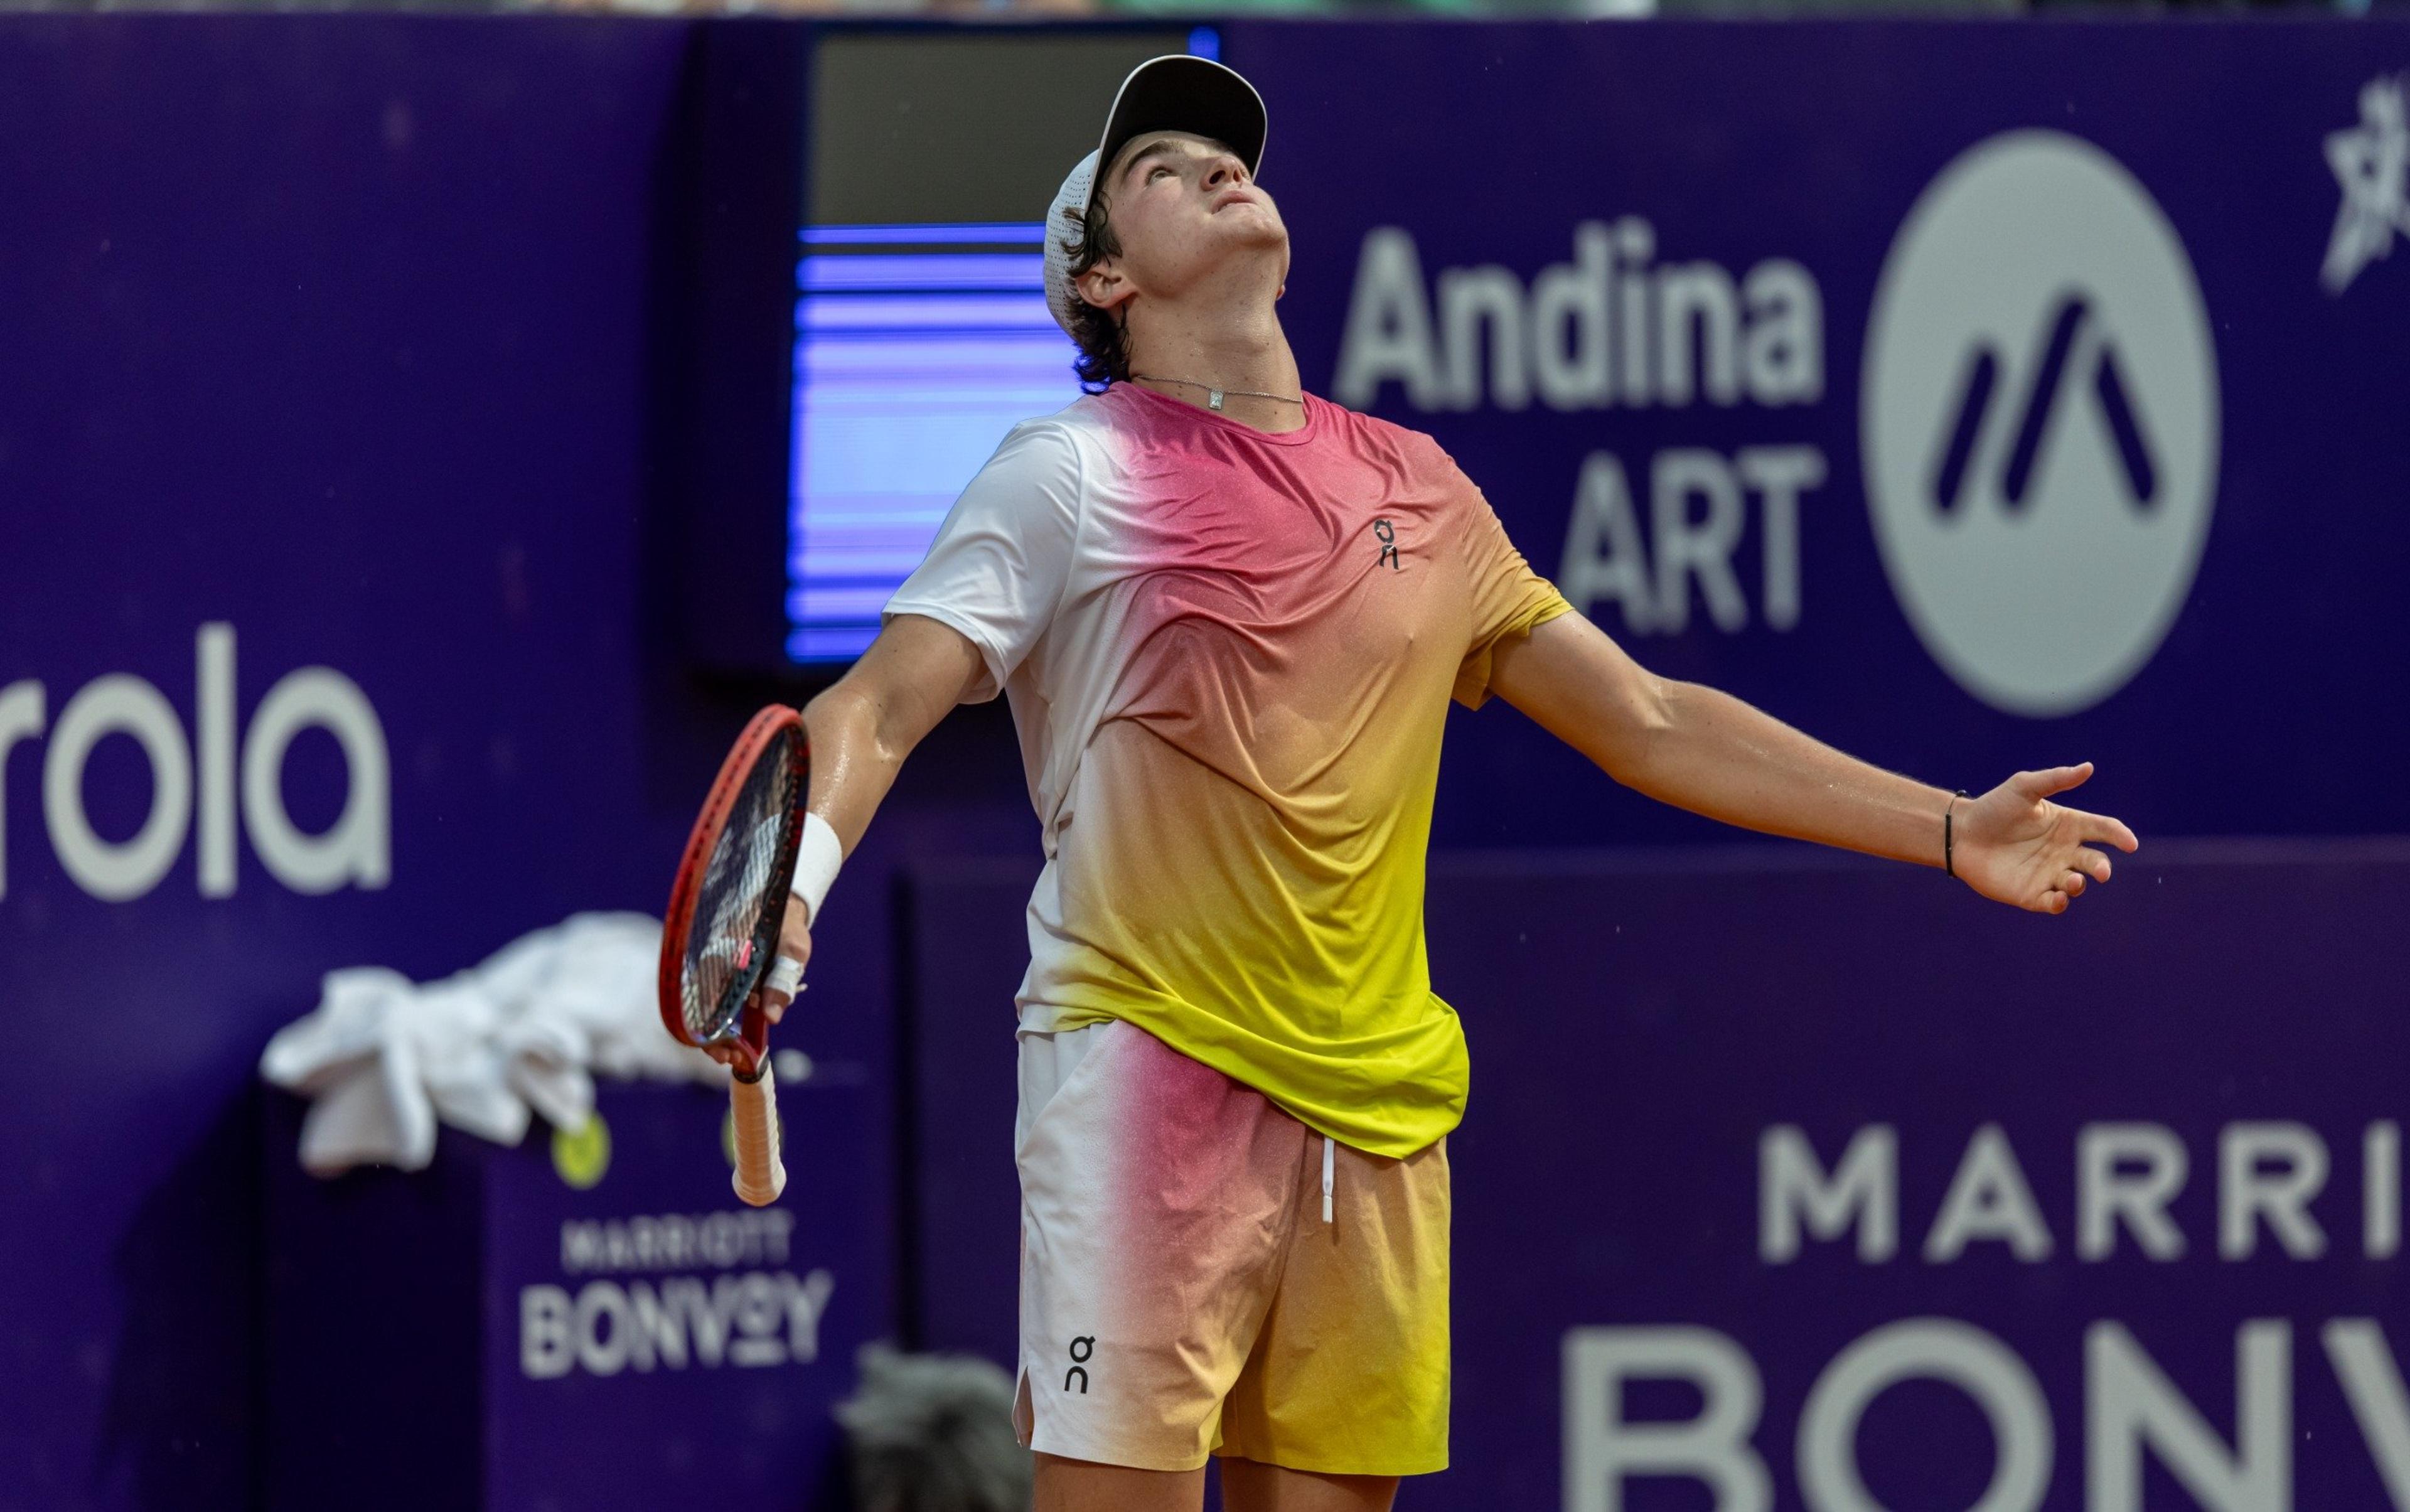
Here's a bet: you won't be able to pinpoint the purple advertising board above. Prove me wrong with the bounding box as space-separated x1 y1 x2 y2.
262 1078 884 1511
911 842 2410 1509
1230 18 2410 849
0 20 926 1509
1431 842 2410 1511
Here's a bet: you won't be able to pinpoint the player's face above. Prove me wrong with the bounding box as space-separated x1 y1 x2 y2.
1085 131 1289 306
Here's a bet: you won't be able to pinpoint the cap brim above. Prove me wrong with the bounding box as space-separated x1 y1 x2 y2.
1095 56 1268 191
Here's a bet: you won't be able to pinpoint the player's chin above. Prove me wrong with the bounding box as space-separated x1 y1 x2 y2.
1209 205 1287 246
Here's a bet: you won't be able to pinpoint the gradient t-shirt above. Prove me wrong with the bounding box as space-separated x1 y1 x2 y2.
886 383 1570 1159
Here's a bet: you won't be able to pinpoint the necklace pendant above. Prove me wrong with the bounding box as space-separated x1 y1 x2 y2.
1208 389 1225 411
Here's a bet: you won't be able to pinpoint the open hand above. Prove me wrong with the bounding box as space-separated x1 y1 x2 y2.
1952 763 2140 914
700 906 813 1070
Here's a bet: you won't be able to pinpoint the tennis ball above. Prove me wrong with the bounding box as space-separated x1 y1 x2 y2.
552 1112 612 1190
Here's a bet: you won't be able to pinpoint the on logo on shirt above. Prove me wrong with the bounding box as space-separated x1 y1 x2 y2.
1372 518 1403 571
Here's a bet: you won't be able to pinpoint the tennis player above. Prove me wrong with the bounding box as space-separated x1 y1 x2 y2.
754 56 2140 1512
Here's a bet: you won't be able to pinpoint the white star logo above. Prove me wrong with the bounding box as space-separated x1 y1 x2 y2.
2323 75 2410 295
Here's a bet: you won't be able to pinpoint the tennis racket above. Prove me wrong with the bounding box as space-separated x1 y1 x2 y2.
660 704 808 1206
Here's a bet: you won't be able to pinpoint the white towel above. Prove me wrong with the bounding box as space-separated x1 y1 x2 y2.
260 911 726 1176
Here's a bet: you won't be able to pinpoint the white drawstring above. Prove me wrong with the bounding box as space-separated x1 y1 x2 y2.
1322 1135 1335 1225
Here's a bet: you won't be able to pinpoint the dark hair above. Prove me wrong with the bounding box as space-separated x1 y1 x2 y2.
1059 185 1128 392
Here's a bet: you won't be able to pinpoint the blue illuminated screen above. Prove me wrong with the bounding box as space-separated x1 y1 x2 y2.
786 224 1071 662
786 27 1221 664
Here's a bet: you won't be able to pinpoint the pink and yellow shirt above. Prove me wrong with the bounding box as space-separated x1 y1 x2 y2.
886 383 1570 1159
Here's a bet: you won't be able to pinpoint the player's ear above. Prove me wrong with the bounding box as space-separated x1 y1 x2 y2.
1074 260 1133 314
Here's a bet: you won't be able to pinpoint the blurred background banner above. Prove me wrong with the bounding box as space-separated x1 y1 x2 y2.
1243 19 2410 848
261 1080 883 1511
1 13 2404 1511
0 22 703 1508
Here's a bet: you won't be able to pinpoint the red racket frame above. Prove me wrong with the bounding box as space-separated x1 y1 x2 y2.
658 703 808 1081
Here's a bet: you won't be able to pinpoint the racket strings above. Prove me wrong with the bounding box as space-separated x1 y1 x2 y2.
680 729 803 1042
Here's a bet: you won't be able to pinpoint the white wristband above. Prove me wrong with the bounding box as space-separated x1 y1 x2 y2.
788 812 842 925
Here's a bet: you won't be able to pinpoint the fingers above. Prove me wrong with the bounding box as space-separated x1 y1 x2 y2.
2081 810 2141 853
2010 762 2095 801
2032 859 2106 914
778 909 814 967
757 911 816 1027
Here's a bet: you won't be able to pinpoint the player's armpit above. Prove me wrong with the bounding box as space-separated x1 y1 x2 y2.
1486 609 1674 784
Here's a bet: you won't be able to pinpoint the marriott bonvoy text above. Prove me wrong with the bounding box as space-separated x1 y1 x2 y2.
1564 1121 2410 1511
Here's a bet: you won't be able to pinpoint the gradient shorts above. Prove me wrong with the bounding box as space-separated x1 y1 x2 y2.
1010 1019 1451 1476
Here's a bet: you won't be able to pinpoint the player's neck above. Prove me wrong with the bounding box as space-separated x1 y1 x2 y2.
1123 283 1305 435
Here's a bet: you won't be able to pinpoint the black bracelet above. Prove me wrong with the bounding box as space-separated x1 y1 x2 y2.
1944 790 1968 877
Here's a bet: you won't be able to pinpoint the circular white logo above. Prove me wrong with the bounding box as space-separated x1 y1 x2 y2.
1862 131 2219 717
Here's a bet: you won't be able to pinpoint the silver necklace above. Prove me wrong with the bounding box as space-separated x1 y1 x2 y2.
1129 373 1304 413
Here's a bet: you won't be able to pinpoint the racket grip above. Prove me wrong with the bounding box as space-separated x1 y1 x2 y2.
729 1061 787 1207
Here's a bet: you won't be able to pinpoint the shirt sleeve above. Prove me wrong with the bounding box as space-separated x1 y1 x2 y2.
883 419 1084 704
1453 484 1573 709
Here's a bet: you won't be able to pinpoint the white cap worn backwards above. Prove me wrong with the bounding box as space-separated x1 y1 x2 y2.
1042 55 1270 338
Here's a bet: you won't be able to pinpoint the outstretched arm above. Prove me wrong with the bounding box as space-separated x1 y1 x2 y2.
800 613 987 856
1488 611 2140 914
719 613 984 1054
